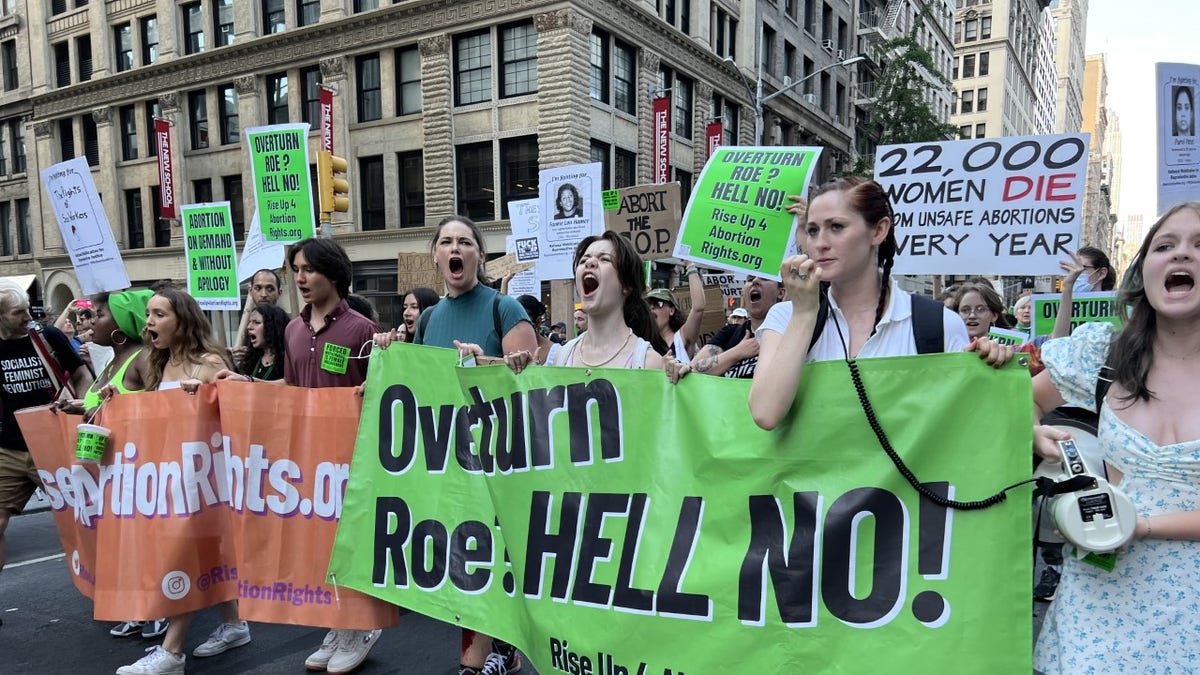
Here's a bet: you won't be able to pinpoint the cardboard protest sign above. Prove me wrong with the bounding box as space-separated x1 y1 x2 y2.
602 183 682 259
180 202 240 310
988 326 1029 346
40 157 131 294
875 134 1088 276
672 282 726 340
330 346 1032 674
1156 63 1200 215
246 123 315 243
674 146 822 280
397 252 443 295
16 405 99 599
1030 291 1120 339
237 208 285 283
488 253 535 280
538 163 604 280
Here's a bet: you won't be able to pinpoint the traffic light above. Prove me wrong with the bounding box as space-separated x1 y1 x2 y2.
1054 278 1063 292
316 150 350 223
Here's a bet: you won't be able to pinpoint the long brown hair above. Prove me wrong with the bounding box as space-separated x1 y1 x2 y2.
572 231 668 354
1109 202 1200 403
144 287 231 390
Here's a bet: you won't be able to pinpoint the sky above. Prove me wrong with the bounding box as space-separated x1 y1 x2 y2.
1085 0 1199 229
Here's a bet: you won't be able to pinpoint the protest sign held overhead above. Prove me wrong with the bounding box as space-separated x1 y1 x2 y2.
236 208 285 283
876 134 1088 275
1030 291 1120 339
1156 63 1200 215
41 157 131 294
674 146 822 279
602 182 682 259
505 198 541 297
246 123 316 243
538 163 604 279
180 202 240 310
397 252 443 295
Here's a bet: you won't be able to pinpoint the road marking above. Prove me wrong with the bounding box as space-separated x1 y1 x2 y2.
8 553 65 569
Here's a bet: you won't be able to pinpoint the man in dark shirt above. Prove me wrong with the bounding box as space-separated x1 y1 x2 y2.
683 276 785 380
0 279 91 574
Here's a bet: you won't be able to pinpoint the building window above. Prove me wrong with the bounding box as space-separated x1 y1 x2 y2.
125 189 144 249
189 90 208 149
680 0 690 34
263 0 285 34
454 30 491 105
975 123 986 138
396 46 421 115
456 142 494 220
713 94 740 145
500 22 536 98
1 41 15 90
761 25 774 75
222 175 244 240
53 42 70 87
11 119 23 173
145 100 161 156
152 188 169 246
16 198 29 254
352 262 401 329
297 0 319 27
784 42 796 79
0 127 7 174
82 115 98 166
266 73 289 124
614 40 635 115
980 16 991 39
300 66 321 125
76 36 92 82
959 124 971 138
674 74 693 139
615 147 636 188
500 136 539 218
977 87 988 112
183 2 204 54
215 0 234 47
960 89 973 113
356 54 381 122
193 178 212 203
397 151 424 228
0 202 10 256
119 105 138 161
354 0 379 11
590 140 611 191
964 19 977 41
58 119 74 161
219 84 238 145
114 24 133 72
589 31 608 103
51 0 67 15
676 168 692 202
140 16 158 64
962 54 975 78
357 156 385 230
978 52 989 76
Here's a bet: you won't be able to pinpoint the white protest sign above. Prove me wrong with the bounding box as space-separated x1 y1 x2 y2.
703 271 746 303
1156 62 1200 215
875 134 1088 275
538 163 604 280
504 236 540 298
506 198 542 297
237 208 285 283
40 157 131 294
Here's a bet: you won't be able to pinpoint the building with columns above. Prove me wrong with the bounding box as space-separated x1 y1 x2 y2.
4 0 787 328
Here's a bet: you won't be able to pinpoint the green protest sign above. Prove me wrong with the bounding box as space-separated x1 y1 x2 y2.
330 345 1032 674
1030 291 1120 339
180 202 239 310
988 326 1029 346
246 123 315 243
672 146 821 280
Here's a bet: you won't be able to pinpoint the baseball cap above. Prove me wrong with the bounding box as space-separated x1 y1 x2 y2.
730 307 750 319
645 288 676 307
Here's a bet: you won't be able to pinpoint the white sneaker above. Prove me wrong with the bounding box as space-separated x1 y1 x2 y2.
327 628 382 674
305 629 342 671
192 620 251 658
115 646 185 675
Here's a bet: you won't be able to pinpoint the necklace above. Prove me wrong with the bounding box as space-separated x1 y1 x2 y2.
576 329 634 367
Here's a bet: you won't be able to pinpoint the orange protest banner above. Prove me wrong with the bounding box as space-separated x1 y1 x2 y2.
215 381 397 630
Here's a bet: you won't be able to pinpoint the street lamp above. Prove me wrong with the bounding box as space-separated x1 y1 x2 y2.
724 53 867 145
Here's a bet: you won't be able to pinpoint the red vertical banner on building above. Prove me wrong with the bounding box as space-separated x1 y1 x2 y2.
652 96 671 184
706 121 724 160
154 118 175 219
319 86 334 154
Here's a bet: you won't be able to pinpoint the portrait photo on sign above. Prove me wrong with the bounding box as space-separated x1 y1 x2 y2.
1173 85 1195 137
554 182 584 220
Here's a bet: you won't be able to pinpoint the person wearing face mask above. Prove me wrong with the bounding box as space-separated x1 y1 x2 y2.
1052 246 1116 340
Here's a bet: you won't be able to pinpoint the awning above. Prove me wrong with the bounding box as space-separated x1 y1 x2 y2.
0 274 37 291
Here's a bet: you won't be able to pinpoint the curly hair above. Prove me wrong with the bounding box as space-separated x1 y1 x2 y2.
238 303 290 379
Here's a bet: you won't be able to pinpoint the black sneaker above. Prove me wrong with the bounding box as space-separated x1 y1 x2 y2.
493 640 522 674
1034 567 1060 602
459 653 507 675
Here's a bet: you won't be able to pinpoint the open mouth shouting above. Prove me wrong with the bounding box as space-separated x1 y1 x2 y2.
579 271 600 298
146 329 161 346
447 256 465 280
1165 270 1196 297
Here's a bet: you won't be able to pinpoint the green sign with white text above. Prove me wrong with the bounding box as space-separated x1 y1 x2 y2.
329 346 1032 674
1030 291 1120 339
180 202 239 310
672 146 821 280
246 123 315 243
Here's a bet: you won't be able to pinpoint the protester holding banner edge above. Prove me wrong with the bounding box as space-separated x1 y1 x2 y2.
235 302 289 382
1031 201 1200 673
649 260 705 364
747 178 1009 431
665 275 784 382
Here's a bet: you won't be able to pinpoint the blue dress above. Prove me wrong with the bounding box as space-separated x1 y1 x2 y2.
1035 322 1200 674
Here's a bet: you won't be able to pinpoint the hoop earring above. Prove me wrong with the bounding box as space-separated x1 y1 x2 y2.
110 330 128 346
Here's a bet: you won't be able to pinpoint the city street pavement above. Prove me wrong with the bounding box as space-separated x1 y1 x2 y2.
1 509 538 674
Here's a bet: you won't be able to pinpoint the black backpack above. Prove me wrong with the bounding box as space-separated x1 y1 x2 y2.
808 282 945 355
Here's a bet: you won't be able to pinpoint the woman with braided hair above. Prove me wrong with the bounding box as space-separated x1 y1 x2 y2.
748 177 1009 430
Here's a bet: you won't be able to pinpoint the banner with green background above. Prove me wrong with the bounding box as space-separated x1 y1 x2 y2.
1030 291 1119 339
673 146 821 280
180 201 239 310
245 123 315 243
330 345 1032 674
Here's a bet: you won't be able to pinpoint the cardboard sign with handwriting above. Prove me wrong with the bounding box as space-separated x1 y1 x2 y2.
488 253 536 280
603 183 682 260
397 253 444 295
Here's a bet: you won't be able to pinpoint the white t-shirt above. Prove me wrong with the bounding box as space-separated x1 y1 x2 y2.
759 280 969 361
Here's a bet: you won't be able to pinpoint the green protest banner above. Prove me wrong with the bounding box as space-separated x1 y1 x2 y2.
1030 291 1120 339
246 123 315 243
672 146 822 280
988 326 1029 346
330 345 1032 674
180 202 239 310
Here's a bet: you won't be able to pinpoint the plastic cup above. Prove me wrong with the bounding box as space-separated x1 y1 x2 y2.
76 423 111 463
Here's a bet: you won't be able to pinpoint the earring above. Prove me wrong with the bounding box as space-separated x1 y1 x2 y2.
111 330 128 346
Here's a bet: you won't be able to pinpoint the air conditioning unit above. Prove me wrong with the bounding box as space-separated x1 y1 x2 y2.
783 75 793 86
822 39 835 52
837 49 845 59
803 93 817 104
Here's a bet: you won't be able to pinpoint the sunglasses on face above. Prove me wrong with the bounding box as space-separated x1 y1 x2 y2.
649 300 672 309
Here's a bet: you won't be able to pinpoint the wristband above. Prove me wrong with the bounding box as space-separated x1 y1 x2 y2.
685 267 701 277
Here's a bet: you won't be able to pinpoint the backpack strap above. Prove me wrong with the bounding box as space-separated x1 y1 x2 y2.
416 306 432 344
1095 345 1116 417
493 293 503 343
909 294 946 355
